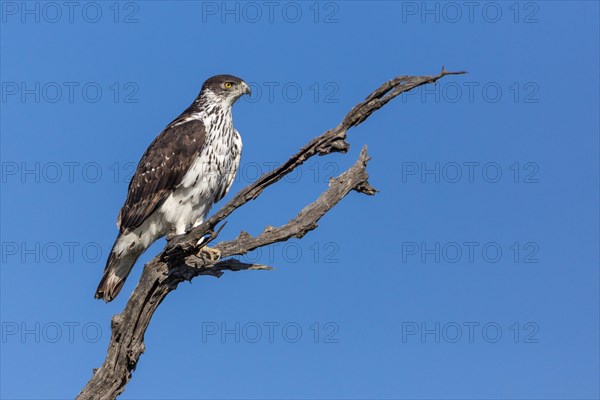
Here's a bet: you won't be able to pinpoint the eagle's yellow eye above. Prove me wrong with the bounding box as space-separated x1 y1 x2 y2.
224 82 233 89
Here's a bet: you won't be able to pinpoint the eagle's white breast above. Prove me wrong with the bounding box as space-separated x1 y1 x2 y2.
160 124 242 235
119 107 242 251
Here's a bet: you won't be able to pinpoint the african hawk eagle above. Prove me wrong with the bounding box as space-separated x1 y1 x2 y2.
95 74 251 302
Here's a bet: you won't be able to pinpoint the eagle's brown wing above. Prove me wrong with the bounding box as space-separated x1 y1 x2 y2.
117 118 206 232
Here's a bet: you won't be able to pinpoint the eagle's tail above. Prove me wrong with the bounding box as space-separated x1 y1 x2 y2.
95 234 145 303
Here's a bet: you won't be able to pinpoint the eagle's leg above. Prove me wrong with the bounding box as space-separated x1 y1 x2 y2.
191 222 221 261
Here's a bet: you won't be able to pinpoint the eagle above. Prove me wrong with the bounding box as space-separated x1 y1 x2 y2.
95 74 251 302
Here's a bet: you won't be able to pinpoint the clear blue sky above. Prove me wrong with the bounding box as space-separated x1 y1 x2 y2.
1 1 598 399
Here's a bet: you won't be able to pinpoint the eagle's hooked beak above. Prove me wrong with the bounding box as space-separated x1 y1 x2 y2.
241 81 252 96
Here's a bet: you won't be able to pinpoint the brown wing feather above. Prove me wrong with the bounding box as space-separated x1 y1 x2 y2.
118 118 206 232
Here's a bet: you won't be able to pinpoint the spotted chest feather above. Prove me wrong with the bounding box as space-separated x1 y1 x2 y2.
158 108 242 235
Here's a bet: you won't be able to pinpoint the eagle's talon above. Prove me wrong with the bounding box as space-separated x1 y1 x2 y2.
199 246 221 261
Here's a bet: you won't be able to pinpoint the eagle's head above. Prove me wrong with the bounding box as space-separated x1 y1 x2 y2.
201 74 251 106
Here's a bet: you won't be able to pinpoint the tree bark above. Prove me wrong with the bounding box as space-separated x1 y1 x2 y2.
77 67 466 400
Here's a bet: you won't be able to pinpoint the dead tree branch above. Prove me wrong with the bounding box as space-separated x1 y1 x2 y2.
77 67 466 400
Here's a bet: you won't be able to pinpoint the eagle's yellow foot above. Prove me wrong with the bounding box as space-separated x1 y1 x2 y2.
166 231 177 241
199 245 221 261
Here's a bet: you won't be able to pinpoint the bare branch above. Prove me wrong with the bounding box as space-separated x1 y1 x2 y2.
77 68 465 400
